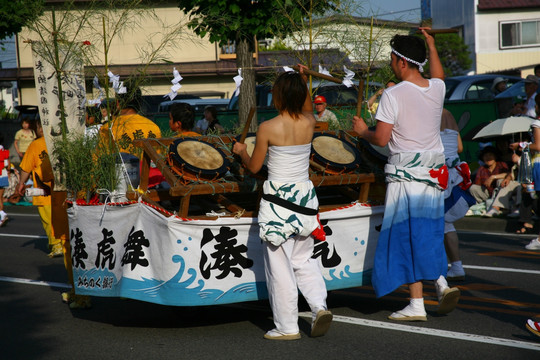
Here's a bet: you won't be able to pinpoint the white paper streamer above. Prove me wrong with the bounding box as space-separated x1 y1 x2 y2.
233 68 243 97
165 67 184 100
319 64 330 77
342 66 355 88
108 71 121 93
282 66 294 73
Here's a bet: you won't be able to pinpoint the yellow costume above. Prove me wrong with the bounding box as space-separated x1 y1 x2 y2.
100 113 161 158
19 137 61 252
176 131 200 137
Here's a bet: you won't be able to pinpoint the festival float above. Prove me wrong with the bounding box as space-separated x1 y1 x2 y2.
30 41 387 306
68 127 386 306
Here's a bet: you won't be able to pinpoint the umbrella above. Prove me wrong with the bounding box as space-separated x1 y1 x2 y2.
472 116 534 140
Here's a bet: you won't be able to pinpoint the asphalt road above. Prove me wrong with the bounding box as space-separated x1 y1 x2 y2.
1 205 540 360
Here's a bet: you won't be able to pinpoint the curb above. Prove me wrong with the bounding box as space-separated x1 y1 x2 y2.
455 216 538 234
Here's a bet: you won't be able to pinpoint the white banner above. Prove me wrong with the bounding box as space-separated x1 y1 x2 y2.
31 42 86 190
68 202 383 306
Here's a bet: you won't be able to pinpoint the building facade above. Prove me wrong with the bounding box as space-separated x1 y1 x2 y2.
429 0 540 75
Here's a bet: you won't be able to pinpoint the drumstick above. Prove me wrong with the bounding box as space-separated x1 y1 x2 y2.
415 28 459 35
292 65 342 84
239 107 256 144
356 78 364 117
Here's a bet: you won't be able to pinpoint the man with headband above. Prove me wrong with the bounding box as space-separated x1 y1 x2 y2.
352 28 460 321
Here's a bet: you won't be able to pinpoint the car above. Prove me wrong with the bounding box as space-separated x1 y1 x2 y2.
158 98 230 113
444 74 522 101
227 80 382 110
494 79 540 118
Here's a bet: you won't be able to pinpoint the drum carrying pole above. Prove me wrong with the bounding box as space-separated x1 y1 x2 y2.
239 107 256 143
291 65 342 84
414 28 459 35
356 78 364 117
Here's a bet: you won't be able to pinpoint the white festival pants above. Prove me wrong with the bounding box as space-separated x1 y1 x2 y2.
263 234 328 334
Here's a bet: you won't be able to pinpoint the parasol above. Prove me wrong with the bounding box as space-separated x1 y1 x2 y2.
472 116 534 140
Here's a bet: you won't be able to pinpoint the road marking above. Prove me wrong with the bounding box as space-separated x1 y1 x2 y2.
478 251 540 259
0 233 48 239
0 276 70 289
2 274 538 350
2 213 40 217
299 312 540 351
463 264 540 275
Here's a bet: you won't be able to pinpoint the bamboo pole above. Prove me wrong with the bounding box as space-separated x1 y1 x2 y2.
292 65 342 84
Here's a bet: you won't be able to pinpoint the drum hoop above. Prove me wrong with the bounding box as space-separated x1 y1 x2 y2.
361 138 389 162
311 133 361 171
169 138 230 177
234 133 269 176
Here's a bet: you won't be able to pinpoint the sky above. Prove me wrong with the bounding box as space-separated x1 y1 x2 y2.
357 0 422 23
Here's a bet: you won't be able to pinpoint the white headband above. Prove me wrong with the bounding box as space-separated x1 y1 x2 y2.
391 48 428 73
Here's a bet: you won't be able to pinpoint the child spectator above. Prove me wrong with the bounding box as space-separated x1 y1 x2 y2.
14 119 37 160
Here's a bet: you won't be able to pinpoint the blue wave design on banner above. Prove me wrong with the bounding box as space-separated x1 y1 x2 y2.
74 254 367 306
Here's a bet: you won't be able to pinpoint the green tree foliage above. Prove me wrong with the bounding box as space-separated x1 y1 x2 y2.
436 33 472 77
177 0 337 129
0 0 44 40
178 0 334 47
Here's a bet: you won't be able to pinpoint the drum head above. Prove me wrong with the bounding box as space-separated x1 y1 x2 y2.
244 135 257 157
311 133 361 171
169 138 230 177
235 134 269 177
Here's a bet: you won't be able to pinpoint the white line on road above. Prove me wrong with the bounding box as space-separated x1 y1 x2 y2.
2 274 539 350
0 276 70 289
299 313 540 351
464 264 540 275
0 233 47 239
2 213 40 217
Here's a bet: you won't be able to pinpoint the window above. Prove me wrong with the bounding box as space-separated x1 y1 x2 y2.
464 81 493 100
500 20 540 49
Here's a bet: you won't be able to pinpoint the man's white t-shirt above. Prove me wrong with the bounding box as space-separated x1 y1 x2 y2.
375 79 445 155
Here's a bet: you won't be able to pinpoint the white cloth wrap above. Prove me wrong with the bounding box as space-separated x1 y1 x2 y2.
385 151 447 191
258 144 318 246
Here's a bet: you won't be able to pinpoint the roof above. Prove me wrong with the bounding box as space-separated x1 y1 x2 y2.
477 0 540 10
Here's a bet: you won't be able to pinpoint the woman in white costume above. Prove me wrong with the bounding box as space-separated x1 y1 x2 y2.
233 65 332 340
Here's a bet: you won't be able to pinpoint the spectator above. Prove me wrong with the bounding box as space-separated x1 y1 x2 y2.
514 75 539 118
367 81 397 115
469 146 509 206
195 105 225 134
491 77 508 96
14 119 36 161
313 95 338 127
2 165 21 205
0 132 10 226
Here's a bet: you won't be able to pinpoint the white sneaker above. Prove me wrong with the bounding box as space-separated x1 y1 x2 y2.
525 238 540 250
507 209 520 218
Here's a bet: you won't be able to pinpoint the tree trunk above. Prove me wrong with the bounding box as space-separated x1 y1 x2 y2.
236 36 257 133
